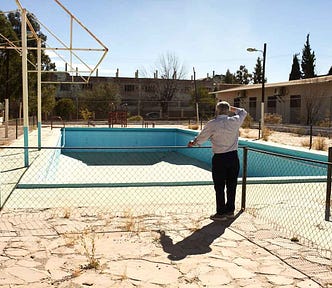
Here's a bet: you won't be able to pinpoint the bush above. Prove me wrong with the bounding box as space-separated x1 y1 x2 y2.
317 118 331 127
188 124 199 130
128 115 143 121
242 114 253 128
313 136 327 151
262 127 272 141
264 113 282 124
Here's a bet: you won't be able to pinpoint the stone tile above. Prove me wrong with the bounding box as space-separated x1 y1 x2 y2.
198 268 232 286
4 266 48 282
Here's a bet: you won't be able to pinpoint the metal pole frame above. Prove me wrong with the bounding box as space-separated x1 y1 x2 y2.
261 43 266 139
241 147 248 211
326 147 332 221
21 8 29 167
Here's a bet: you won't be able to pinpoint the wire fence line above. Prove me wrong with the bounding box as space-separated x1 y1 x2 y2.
0 145 331 257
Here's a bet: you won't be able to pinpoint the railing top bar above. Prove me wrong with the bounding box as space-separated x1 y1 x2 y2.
1 145 330 166
0 146 213 150
240 145 330 166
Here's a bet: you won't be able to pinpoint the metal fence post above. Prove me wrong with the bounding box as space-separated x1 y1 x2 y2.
325 147 332 221
241 147 248 211
15 119 18 139
309 124 313 150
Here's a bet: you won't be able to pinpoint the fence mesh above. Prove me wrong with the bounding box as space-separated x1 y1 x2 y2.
0 144 331 258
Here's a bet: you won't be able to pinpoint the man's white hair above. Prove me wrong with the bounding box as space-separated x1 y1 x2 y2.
216 101 230 115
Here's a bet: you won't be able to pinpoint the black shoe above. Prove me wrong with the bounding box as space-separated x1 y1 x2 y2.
224 211 235 217
210 213 227 221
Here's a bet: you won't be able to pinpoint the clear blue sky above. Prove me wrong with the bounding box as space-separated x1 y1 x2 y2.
2 0 332 83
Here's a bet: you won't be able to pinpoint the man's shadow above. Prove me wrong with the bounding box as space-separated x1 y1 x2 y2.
158 211 242 261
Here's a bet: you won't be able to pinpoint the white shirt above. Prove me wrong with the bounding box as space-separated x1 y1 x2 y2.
194 108 247 154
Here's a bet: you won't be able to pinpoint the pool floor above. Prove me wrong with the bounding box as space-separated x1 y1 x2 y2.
19 151 213 187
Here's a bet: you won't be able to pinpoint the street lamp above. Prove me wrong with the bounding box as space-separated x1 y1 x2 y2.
193 67 199 124
247 43 266 138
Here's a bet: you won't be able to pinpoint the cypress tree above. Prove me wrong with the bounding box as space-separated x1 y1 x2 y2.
289 54 302 80
301 34 316 79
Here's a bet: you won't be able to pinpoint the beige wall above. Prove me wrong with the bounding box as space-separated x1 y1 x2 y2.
216 79 332 125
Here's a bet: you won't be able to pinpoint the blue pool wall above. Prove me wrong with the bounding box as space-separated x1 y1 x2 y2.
60 127 328 178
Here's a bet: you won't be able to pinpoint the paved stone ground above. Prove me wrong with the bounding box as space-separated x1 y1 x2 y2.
0 126 331 287
0 209 331 287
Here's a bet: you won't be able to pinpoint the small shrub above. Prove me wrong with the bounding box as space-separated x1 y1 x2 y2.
80 108 93 121
80 228 99 270
242 114 253 128
262 127 272 141
264 113 282 124
188 124 199 130
317 118 331 127
128 115 143 121
313 136 327 151
301 138 310 148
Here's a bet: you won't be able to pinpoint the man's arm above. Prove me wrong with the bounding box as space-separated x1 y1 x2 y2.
187 123 212 147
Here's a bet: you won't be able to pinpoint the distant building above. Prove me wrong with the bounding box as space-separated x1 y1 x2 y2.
54 72 239 119
211 76 332 125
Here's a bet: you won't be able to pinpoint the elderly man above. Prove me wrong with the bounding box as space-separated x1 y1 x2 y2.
188 101 247 220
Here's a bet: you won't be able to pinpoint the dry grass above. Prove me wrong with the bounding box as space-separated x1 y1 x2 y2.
313 136 327 151
79 228 99 270
301 136 327 150
262 127 272 141
188 124 199 130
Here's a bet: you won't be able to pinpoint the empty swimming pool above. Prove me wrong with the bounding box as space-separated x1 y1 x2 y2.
16 127 328 190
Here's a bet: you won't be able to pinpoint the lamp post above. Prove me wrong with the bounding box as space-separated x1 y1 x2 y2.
247 43 266 138
193 67 199 124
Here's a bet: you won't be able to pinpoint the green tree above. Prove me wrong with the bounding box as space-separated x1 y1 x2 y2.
289 54 302 80
301 33 316 79
54 98 75 120
236 65 252 84
0 11 56 118
190 86 215 119
252 57 266 84
79 82 120 119
29 85 56 120
224 69 237 84
0 12 22 115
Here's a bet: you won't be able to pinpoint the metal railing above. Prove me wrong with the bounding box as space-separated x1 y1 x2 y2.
0 145 331 257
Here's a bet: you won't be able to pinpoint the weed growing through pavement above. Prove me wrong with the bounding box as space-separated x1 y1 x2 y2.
79 228 100 269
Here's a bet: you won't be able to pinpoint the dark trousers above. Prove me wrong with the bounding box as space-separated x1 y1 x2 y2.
212 150 240 214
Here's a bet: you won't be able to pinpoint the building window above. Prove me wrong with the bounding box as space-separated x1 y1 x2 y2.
290 95 301 124
249 97 256 108
290 95 301 108
267 96 277 113
234 98 240 107
144 85 155 93
249 97 257 120
124 85 135 92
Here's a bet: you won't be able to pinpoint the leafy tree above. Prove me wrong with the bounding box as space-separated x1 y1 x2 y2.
224 69 237 84
0 12 21 115
252 57 266 84
190 86 215 118
29 84 56 120
78 82 120 119
289 54 302 80
301 34 316 79
54 98 75 120
236 65 252 84
0 10 56 118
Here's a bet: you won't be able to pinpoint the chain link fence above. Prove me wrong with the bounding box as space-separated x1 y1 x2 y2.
0 144 331 257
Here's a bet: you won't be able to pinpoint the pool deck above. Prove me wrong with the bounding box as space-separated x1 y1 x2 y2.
0 126 331 287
